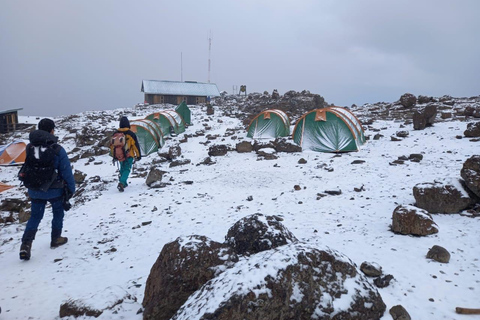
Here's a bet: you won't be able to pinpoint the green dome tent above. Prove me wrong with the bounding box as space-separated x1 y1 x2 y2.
246 109 290 139
175 101 191 126
145 110 186 137
292 107 365 152
130 119 165 155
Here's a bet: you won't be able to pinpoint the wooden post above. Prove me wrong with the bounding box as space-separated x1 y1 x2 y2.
456 307 480 315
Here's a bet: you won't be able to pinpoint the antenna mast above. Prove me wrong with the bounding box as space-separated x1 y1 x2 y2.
181 52 183 82
208 31 212 83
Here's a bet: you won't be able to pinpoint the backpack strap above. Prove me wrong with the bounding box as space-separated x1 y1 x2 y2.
50 144 64 189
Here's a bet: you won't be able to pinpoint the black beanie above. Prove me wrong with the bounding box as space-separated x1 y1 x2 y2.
38 118 55 133
119 116 130 129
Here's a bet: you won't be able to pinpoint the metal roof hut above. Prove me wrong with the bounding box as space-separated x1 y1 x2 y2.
0 108 23 133
141 80 220 105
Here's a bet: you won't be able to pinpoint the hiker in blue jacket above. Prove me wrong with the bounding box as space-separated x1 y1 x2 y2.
19 118 76 260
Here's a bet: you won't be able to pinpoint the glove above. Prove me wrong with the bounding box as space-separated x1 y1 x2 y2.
136 156 141 161
62 186 73 211
63 185 74 200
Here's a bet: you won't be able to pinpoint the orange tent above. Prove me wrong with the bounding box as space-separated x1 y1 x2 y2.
0 140 26 166
0 182 14 193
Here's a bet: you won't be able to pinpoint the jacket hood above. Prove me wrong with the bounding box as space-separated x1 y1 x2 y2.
29 130 58 146
119 117 130 129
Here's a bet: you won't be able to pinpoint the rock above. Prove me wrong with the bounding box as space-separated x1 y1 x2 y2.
18 209 31 223
426 245 450 263
413 104 437 130
464 106 480 118
360 261 383 277
389 305 411 320
400 93 417 108
59 286 135 318
271 89 280 99
391 205 438 236
413 179 477 213
197 157 216 166
461 155 480 198
354 185 365 192
236 141 253 153
173 243 386 320
208 144 229 157
464 121 480 137
257 148 278 160
298 158 307 164
272 138 302 153
145 168 166 188
351 160 365 164
396 130 409 138
168 145 182 160
225 213 297 255
59 300 102 318
418 95 433 104
0 198 29 213
464 106 475 117
374 274 394 288
169 159 191 168
142 235 238 320
324 189 342 195
409 153 423 162
253 140 275 152
441 112 452 119
73 170 87 184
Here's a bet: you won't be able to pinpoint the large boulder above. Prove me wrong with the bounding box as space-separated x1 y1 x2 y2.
413 178 476 213
400 93 417 108
391 205 438 236
413 104 437 130
461 155 480 198
225 213 298 255
142 235 238 320
464 121 480 137
464 106 480 118
172 243 386 320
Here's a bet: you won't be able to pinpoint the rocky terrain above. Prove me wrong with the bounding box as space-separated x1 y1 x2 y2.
0 90 479 319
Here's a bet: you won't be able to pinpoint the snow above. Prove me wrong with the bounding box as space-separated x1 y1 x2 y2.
0 105 479 319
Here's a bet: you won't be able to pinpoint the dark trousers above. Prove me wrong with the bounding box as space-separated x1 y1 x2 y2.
22 197 64 242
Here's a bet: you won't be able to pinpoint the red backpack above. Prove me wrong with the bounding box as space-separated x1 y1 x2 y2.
110 132 128 161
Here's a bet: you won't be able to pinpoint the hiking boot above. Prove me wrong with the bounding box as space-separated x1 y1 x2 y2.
51 236 68 248
20 241 32 260
117 183 124 192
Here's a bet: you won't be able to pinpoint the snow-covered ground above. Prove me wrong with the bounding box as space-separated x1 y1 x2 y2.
0 104 479 319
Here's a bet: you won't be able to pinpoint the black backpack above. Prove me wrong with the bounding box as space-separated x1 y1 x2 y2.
18 143 61 191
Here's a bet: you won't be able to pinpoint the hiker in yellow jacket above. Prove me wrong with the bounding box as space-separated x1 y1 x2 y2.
110 116 141 192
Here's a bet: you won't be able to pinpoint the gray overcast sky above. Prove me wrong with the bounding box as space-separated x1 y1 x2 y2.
1 0 479 116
